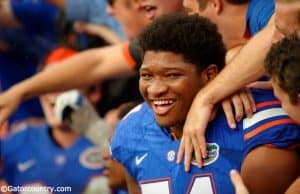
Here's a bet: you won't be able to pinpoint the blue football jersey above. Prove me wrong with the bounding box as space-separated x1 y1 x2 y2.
111 89 300 194
1 124 108 194
242 89 300 156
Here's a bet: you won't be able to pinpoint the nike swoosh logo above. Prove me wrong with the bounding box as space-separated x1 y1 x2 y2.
17 160 36 172
135 153 148 165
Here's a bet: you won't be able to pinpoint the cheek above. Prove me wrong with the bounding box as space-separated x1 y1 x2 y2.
183 0 195 10
139 82 147 99
272 86 282 100
281 102 293 118
272 30 285 44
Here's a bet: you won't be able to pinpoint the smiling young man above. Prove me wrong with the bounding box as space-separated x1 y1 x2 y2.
111 13 300 194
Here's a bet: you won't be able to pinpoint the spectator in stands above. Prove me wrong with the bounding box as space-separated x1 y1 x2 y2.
0 0 61 128
0 0 152 126
0 51 111 194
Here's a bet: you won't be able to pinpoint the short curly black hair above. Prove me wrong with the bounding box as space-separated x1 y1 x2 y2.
265 35 300 104
138 13 226 72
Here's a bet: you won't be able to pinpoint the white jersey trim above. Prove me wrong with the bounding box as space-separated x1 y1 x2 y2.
243 108 287 129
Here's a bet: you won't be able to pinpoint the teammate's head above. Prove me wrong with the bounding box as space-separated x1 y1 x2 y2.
183 0 249 16
107 0 149 40
138 13 226 129
183 0 249 48
139 0 186 21
272 0 300 43
265 35 300 124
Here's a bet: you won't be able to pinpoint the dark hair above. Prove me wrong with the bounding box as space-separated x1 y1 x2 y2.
265 35 300 104
138 13 226 72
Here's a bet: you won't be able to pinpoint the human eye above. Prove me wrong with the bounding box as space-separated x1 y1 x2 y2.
166 72 182 79
140 72 153 80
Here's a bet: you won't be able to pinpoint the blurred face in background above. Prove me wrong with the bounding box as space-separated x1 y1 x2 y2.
107 0 150 40
139 0 186 21
39 65 70 129
40 91 63 128
183 0 218 22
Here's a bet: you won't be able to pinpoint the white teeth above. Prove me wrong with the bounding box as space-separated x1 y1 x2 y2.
152 100 174 105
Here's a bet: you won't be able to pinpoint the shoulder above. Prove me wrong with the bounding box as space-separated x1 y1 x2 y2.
247 0 274 35
243 89 300 154
2 124 48 156
111 103 154 161
112 103 153 145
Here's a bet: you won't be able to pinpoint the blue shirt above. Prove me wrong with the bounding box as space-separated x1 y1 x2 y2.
66 0 125 39
246 0 275 36
111 89 300 194
1 124 107 194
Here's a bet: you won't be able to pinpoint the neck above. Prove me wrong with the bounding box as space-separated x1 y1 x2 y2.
169 124 183 139
217 3 249 49
51 127 80 148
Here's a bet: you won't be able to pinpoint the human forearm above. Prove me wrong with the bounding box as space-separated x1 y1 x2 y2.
14 45 134 100
285 178 300 194
198 16 275 104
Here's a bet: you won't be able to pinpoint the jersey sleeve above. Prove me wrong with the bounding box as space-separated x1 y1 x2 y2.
246 0 275 36
111 104 146 178
243 89 300 156
10 0 60 34
122 39 142 70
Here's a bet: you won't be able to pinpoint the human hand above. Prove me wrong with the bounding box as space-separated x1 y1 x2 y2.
0 87 24 127
230 169 249 194
221 88 256 129
247 80 273 90
177 95 216 171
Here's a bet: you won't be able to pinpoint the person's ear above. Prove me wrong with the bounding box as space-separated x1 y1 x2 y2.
297 93 300 104
86 85 102 106
209 0 223 14
203 64 218 82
